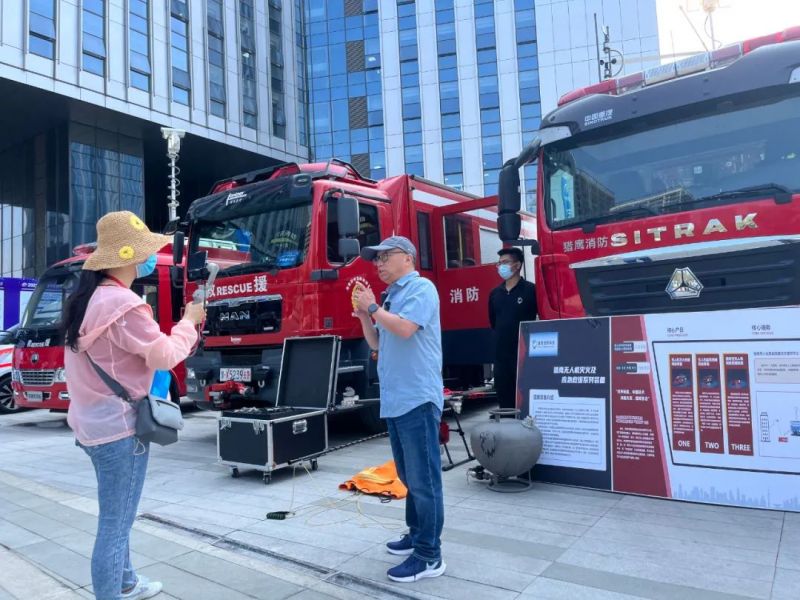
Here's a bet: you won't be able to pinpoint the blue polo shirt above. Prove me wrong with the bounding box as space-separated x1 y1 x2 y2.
376 271 443 418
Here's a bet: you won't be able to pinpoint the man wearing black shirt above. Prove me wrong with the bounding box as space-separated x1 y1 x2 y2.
488 248 537 411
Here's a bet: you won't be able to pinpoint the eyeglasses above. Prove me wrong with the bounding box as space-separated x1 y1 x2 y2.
373 251 406 264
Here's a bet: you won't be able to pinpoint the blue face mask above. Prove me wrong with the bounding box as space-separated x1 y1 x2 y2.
136 254 157 279
497 264 514 280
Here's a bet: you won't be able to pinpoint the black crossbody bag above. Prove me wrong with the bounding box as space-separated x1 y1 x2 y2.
86 355 183 446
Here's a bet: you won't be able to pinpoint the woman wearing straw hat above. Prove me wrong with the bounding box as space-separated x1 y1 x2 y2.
61 211 205 600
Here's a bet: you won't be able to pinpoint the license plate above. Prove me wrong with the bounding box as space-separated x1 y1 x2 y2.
25 391 43 402
219 368 252 382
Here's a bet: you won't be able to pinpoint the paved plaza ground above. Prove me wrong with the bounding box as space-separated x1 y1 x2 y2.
1 404 799 599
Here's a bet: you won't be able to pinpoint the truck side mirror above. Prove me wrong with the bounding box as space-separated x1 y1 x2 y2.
498 161 521 214
173 231 185 266
529 239 541 256
337 196 360 237
498 213 521 242
186 250 208 282
498 161 521 241
171 265 185 289
338 238 361 261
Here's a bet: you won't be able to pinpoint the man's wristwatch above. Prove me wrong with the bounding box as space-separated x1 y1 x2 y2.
367 303 380 316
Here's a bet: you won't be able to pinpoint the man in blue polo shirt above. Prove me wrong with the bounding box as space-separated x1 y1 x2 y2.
353 236 446 583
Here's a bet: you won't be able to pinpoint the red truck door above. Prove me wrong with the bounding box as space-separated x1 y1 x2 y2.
428 198 501 357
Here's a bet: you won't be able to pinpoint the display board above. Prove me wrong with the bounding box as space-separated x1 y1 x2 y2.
518 307 800 511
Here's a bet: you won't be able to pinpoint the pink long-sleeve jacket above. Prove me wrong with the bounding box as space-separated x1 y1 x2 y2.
65 284 197 446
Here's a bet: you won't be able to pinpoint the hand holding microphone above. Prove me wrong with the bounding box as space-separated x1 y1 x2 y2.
185 262 219 325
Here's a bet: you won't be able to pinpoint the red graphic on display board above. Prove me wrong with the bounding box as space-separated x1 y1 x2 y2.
611 316 670 497
669 354 696 452
695 354 724 454
724 353 754 456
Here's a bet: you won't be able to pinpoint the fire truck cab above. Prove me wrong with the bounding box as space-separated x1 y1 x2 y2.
499 27 800 319
176 160 534 428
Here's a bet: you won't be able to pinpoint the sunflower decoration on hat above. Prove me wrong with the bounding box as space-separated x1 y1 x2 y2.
82 211 171 271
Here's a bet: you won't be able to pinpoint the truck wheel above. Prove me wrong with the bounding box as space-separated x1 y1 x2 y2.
358 404 387 434
230 467 240 478
0 374 23 414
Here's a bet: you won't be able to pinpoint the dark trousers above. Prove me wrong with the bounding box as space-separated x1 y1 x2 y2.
493 360 518 410
386 402 444 562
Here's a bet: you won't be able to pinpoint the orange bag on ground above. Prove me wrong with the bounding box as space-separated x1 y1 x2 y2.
339 459 408 499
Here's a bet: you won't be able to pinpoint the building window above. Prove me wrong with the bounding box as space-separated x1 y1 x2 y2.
295 0 309 147
129 0 150 91
81 0 106 75
398 1 421 177
475 0 498 195
240 0 257 129
29 0 56 59
207 0 225 117
269 1 285 137
170 0 191 105
436 0 461 189
515 0 541 210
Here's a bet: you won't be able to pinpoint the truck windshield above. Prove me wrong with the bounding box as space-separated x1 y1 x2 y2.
193 202 312 275
543 93 800 230
21 270 80 329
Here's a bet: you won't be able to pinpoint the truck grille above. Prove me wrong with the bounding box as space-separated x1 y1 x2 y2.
574 242 800 317
20 370 55 386
204 295 282 337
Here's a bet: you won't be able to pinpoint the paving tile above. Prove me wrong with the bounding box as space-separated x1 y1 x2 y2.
2 509 83 541
518 577 649 599
136 562 256 600
224 529 354 571
771 567 800 600
540 563 756 600
776 544 800 572
285 590 341 600
13 540 93 588
594 513 779 552
169 550 304 599
571 534 775 582
602 506 782 541
49 529 155 570
0 517 48 549
616 495 783 525
128 529 197 563
335 554 519 600
555 546 772 599
583 521 777 567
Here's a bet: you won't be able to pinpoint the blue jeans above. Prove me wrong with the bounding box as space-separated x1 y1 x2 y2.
80 436 149 600
386 402 444 562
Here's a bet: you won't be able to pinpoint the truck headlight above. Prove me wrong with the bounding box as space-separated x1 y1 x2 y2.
186 367 196 380
54 368 67 383
11 369 20 383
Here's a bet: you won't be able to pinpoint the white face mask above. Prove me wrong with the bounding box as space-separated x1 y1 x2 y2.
497 264 514 280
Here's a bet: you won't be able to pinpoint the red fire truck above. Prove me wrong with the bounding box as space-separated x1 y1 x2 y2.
498 28 800 318
12 246 187 410
174 160 534 428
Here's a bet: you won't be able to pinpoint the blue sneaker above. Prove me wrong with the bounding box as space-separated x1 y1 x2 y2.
386 533 414 556
387 555 446 582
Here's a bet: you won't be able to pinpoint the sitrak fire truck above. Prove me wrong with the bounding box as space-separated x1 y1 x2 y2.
498 28 800 318
175 160 533 430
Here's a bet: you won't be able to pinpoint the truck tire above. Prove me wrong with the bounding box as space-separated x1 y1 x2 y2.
358 403 387 434
0 374 23 414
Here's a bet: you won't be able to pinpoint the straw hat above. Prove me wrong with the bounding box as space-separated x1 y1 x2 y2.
83 211 171 271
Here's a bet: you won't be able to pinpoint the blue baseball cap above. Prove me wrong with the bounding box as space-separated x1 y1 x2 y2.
360 235 417 261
